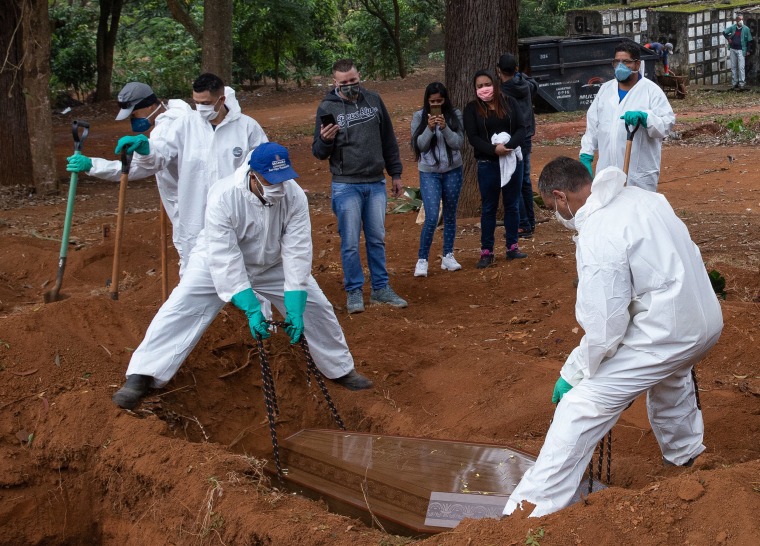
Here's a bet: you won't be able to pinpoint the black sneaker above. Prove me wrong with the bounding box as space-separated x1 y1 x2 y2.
112 374 152 409
332 370 373 391
518 229 534 239
476 249 495 269
506 244 527 260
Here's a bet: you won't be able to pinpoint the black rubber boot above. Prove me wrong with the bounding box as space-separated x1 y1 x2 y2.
333 370 373 391
112 374 152 409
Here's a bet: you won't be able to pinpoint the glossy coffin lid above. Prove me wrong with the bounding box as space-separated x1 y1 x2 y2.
280 429 605 534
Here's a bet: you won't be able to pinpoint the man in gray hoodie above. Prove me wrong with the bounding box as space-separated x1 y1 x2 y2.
312 59 407 314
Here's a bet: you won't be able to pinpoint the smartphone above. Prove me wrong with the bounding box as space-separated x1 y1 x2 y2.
430 105 442 117
320 113 337 127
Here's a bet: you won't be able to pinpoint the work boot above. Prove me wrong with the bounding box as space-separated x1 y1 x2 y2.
441 253 462 271
370 286 408 308
112 374 152 410
476 249 495 269
346 289 365 314
333 370 373 391
414 259 428 277
663 455 697 467
506 243 528 260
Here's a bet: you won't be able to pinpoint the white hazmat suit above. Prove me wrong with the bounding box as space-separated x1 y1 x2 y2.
125 157 354 387
580 76 675 191
503 167 723 518
87 99 192 253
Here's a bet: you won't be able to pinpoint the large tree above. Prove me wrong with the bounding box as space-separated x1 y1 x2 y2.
95 0 124 101
0 0 56 192
445 0 518 217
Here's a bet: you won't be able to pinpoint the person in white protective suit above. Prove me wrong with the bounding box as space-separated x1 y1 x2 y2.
502 157 723 518
66 82 190 254
112 142 374 410
69 74 268 276
579 42 675 192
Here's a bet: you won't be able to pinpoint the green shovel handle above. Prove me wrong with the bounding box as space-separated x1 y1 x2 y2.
59 120 89 259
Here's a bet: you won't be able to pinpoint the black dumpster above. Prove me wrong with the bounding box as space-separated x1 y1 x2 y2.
518 36 661 112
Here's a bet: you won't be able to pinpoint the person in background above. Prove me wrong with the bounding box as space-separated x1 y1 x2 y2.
580 43 675 192
644 42 674 75
410 82 465 277
111 143 373 410
723 14 753 90
463 70 526 269
497 53 538 239
312 59 407 314
503 157 723 518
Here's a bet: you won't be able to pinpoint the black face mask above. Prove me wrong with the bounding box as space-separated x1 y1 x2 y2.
339 83 360 100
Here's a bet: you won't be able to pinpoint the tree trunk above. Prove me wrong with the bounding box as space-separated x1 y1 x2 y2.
23 0 56 193
391 0 406 78
445 0 518 217
201 0 233 84
95 0 123 102
0 1 33 187
166 0 202 42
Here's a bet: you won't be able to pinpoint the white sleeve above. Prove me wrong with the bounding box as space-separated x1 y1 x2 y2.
580 93 600 157
644 89 676 140
280 189 312 292
131 118 182 173
88 157 164 182
560 236 631 384
248 119 269 151
205 196 250 302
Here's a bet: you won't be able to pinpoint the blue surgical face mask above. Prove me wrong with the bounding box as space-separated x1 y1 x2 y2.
614 62 633 82
130 104 162 133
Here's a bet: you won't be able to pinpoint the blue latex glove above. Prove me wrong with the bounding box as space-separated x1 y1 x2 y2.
231 288 270 339
114 134 150 156
620 111 648 128
551 376 573 404
283 290 307 344
579 153 594 177
66 154 92 173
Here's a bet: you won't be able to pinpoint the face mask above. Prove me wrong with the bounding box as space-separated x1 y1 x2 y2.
196 97 221 121
476 85 494 101
554 196 576 230
737 21 743 27
130 104 163 133
262 184 285 203
614 62 633 82
338 83 360 100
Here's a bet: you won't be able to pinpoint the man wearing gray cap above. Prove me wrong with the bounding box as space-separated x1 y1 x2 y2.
67 74 268 276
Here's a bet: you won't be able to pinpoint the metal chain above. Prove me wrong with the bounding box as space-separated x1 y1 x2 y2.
691 367 701 410
606 430 612 484
253 321 347 478
588 429 614 494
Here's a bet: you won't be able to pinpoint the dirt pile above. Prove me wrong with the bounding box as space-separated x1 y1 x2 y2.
2 77 760 545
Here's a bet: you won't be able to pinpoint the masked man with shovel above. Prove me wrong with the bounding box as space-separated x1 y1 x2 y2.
579 42 675 192
112 142 373 410
502 157 723 518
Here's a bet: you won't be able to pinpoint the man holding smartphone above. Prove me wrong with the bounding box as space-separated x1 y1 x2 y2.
312 58 407 314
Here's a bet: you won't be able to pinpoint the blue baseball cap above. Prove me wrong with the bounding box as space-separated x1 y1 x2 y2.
248 142 299 184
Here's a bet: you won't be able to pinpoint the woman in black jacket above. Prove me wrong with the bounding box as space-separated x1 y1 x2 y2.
463 69 526 268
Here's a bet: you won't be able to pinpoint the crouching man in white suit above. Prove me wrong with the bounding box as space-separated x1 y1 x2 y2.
113 142 373 409
503 157 723 518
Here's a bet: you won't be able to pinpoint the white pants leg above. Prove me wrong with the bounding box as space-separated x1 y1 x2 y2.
248 266 354 380
504 339 717 518
126 252 225 387
730 49 745 86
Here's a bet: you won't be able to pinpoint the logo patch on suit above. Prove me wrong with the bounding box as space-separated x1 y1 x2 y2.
233 147 243 158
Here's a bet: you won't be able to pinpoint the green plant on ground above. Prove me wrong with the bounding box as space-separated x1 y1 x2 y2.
388 187 422 214
709 269 726 300
525 526 545 546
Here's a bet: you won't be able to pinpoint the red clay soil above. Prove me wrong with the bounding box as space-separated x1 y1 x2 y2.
2 68 760 545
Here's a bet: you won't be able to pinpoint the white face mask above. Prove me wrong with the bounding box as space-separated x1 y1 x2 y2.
262 184 285 203
554 195 577 230
196 97 221 121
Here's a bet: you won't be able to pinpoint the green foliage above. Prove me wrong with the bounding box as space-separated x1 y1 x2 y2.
49 3 98 99
113 1 201 97
389 187 422 213
519 0 609 38
525 527 545 546
708 269 726 300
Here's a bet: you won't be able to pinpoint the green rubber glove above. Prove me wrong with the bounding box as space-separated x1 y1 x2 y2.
114 134 150 156
579 153 594 177
620 111 648 129
283 290 307 344
551 376 573 404
66 154 93 173
231 288 270 339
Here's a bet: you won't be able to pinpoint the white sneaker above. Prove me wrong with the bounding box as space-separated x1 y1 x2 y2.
414 259 428 277
441 253 462 271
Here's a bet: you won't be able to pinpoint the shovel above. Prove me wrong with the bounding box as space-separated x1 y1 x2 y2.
108 149 133 300
43 120 90 304
159 202 169 301
622 119 642 183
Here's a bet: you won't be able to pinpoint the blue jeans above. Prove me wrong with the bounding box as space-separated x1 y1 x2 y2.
518 138 535 231
331 181 388 292
477 159 523 251
418 166 463 259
